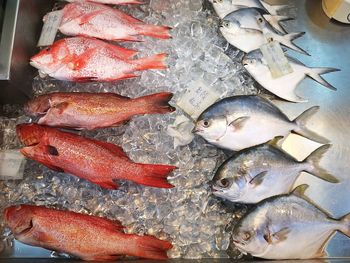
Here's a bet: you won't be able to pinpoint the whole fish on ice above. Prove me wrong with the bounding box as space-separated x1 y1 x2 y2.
220 12 308 55
30 37 166 82
16 124 176 189
66 0 143 5
209 0 288 17
212 143 338 204
4 205 172 261
231 185 350 259
59 2 171 41
25 92 175 130
243 49 339 102
193 95 328 151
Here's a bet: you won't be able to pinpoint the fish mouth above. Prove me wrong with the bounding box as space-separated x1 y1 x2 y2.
16 219 34 237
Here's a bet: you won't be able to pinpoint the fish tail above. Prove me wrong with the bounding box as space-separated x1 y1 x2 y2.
293 106 330 144
338 213 350 238
133 53 167 71
137 24 172 39
129 235 172 259
303 144 339 183
277 32 310 56
262 14 293 34
260 2 289 15
136 163 176 188
306 67 340 91
134 92 175 115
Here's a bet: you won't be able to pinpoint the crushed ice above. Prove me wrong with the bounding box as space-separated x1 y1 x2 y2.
0 0 259 259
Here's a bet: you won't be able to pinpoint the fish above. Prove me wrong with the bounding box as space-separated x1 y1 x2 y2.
209 0 288 17
66 0 144 5
231 185 350 259
212 142 338 204
25 92 175 130
30 37 166 82
16 123 176 189
243 49 339 102
4 205 172 261
59 2 171 41
220 12 308 55
193 95 328 151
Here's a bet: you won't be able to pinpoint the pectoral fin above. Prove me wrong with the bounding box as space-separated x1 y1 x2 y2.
229 116 250 132
249 171 268 187
272 227 291 242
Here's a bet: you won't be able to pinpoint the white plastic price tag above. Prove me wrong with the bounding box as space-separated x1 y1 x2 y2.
0 150 26 180
37 10 63 47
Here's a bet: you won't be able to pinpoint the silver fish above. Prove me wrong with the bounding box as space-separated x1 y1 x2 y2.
193 95 328 151
212 143 338 204
209 0 288 17
243 49 339 102
231 185 350 259
220 12 308 55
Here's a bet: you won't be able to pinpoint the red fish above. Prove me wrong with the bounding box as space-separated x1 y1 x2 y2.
16 124 176 189
59 2 171 41
66 0 144 5
30 37 166 82
25 92 175 130
4 205 172 261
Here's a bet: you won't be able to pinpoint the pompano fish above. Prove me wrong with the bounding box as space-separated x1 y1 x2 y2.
30 37 166 82
16 124 176 189
4 205 172 261
209 0 288 17
231 185 350 259
59 2 171 41
193 95 328 151
212 143 338 204
243 49 339 102
25 92 175 130
66 0 143 5
220 13 308 55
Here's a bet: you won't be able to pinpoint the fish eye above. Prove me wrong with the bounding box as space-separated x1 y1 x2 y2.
242 231 251 241
202 120 210 128
218 178 230 188
257 17 263 23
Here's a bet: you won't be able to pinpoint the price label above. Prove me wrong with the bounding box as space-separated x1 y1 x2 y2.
0 150 26 180
37 10 63 47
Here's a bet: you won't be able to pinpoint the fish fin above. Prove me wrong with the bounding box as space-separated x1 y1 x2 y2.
132 53 167 71
78 10 105 25
136 24 172 39
112 8 144 23
118 0 145 4
267 136 284 148
94 141 130 160
70 48 98 71
229 116 250 131
49 102 70 115
111 73 139 81
72 76 99 82
249 171 268 187
338 213 350 238
293 106 330 144
291 184 309 198
110 45 138 59
260 2 289 15
94 180 119 190
88 215 124 232
130 234 172 260
272 227 291 243
135 164 176 188
82 255 120 261
134 92 175 115
115 35 144 42
263 14 293 34
276 32 310 56
304 144 339 183
106 93 131 100
306 67 340 91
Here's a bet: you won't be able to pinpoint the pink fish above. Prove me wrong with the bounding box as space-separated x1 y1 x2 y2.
59 2 171 41
66 0 144 5
30 37 166 82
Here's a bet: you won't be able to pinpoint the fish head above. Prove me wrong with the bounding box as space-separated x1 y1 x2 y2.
219 18 240 35
212 162 247 202
4 205 35 239
24 95 51 117
193 115 227 144
232 218 269 256
16 124 46 147
30 39 70 75
242 49 267 73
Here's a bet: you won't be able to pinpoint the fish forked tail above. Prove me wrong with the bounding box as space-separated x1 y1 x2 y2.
260 2 289 15
306 67 340 91
137 24 172 39
303 144 339 183
338 213 350 238
133 53 167 72
136 163 176 188
263 14 293 34
130 235 173 260
293 106 330 144
134 92 176 115
275 32 310 56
